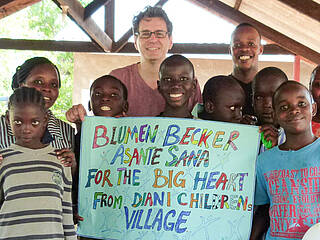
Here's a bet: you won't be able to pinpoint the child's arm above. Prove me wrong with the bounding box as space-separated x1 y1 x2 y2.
66 104 87 131
62 165 77 239
250 204 270 240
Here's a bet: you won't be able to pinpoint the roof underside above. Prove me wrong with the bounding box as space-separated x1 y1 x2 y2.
1 0 319 64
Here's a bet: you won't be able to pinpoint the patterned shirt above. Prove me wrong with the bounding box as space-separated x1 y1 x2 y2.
255 138 320 239
0 110 74 150
0 144 77 239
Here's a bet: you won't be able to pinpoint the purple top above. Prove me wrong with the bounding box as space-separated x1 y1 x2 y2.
110 63 202 117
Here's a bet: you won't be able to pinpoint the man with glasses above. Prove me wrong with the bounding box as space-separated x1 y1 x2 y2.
66 6 201 124
110 6 201 116
230 23 263 115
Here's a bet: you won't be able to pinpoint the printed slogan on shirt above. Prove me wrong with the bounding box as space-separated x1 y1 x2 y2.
264 167 320 238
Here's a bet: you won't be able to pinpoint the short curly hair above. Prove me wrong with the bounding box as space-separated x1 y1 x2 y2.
132 6 173 36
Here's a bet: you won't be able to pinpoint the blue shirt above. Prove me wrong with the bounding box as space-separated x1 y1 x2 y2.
255 138 320 239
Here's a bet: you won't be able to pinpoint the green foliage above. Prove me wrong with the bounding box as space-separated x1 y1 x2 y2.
0 0 75 122
28 0 64 39
79 0 94 7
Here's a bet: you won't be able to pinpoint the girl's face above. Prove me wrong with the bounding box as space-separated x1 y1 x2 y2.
7 103 48 149
21 64 59 109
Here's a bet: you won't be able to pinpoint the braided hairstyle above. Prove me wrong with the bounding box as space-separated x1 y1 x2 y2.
11 57 61 90
8 87 46 113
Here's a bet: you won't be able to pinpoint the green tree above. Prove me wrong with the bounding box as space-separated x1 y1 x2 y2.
27 0 75 121
0 0 93 121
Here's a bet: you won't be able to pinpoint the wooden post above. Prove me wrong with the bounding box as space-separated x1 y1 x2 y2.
294 55 301 82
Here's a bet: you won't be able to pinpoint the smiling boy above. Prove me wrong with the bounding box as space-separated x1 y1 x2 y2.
250 81 320 240
110 6 201 116
230 23 263 115
157 54 196 118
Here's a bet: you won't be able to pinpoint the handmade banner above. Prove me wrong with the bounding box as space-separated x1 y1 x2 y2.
77 117 260 240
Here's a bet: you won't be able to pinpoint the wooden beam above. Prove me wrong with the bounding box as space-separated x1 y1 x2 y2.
0 0 15 8
84 0 110 20
294 55 301 82
104 0 114 41
0 0 41 19
112 0 169 52
188 0 320 64
53 0 113 52
118 42 291 55
278 0 320 23
112 29 133 53
0 38 103 52
155 0 169 7
234 0 242 10
0 38 290 55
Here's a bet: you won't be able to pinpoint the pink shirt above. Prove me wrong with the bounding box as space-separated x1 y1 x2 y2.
110 63 202 117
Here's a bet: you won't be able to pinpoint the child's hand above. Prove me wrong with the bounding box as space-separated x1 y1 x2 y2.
241 114 258 125
259 124 279 148
55 149 77 171
73 213 84 224
66 104 87 124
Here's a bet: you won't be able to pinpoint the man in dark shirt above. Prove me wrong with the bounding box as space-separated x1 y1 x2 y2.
230 23 263 115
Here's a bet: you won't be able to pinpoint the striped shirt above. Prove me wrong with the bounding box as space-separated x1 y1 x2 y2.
0 110 75 150
0 144 76 239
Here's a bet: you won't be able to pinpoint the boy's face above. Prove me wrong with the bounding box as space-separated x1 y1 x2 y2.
310 69 320 110
274 84 316 135
22 63 59 110
230 26 263 72
90 77 128 117
158 63 195 108
253 75 285 125
206 85 245 123
134 17 173 62
7 103 47 149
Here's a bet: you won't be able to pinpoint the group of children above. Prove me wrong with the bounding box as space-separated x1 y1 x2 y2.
0 54 319 239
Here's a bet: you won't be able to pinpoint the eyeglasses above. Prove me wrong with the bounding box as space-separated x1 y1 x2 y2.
135 30 168 39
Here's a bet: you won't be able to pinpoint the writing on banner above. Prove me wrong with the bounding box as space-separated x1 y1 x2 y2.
78 117 259 240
